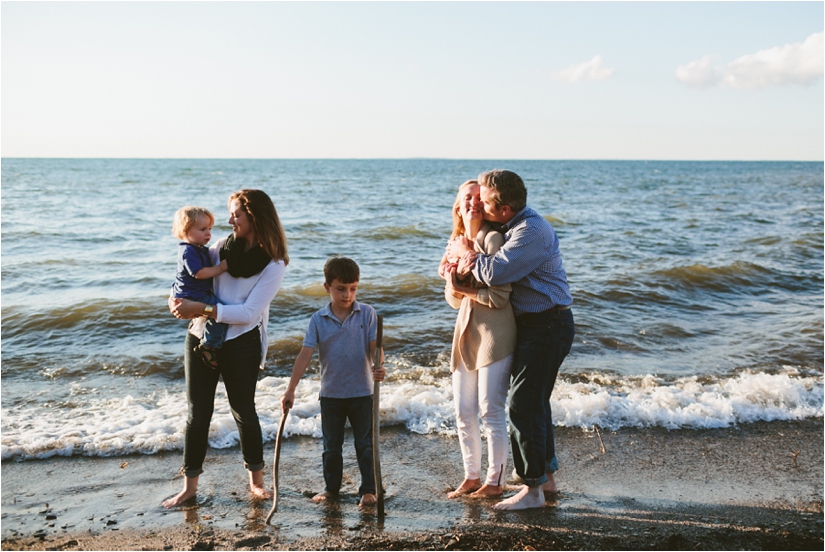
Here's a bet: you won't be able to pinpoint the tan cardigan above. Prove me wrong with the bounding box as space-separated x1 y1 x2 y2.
446 224 517 372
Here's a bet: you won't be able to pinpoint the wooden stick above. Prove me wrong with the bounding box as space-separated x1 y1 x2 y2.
372 315 384 517
264 408 289 524
594 425 606 454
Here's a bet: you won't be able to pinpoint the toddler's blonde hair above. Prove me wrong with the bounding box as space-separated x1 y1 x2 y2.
172 206 215 240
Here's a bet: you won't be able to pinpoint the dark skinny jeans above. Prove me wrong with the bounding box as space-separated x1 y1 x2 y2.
183 328 265 477
320 395 376 497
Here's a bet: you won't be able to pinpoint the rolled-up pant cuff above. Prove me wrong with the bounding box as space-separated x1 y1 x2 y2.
511 456 558 485
245 461 265 472
182 467 204 478
512 469 548 487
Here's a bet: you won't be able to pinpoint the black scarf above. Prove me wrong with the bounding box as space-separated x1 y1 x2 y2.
219 234 272 278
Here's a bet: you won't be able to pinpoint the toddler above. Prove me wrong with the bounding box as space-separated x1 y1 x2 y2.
171 206 229 369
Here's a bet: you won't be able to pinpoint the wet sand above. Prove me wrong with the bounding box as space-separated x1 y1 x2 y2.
2 419 822 550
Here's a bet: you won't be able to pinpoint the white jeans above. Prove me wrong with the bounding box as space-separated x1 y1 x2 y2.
452 354 512 486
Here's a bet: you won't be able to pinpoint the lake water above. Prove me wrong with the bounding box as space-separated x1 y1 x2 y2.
2 158 822 460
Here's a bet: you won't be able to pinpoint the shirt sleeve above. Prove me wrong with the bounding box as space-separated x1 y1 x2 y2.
181 245 207 277
444 284 463 309
303 314 320 349
214 260 285 325
473 230 512 308
473 224 547 286
475 283 511 308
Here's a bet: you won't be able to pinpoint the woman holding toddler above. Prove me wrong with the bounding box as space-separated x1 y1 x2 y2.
164 189 288 508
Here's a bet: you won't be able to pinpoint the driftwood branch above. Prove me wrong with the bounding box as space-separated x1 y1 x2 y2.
265 408 289 524
594 425 606 454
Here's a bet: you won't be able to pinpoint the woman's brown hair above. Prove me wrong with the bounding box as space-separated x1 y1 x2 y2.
228 189 290 266
450 180 478 240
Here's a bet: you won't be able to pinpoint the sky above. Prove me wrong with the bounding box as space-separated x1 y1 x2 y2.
2 1 823 160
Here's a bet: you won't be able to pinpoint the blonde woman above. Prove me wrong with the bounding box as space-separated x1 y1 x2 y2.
439 180 516 498
164 189 288 508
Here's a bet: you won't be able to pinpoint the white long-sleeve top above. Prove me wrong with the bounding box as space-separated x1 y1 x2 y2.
188 238 286 369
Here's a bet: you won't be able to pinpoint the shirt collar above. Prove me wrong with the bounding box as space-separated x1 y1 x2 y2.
501 206 531 232
180 241 208 251
320 300 362 319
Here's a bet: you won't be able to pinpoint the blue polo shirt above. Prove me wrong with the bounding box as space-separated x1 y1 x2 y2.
303 300 377 399
172 242 214 301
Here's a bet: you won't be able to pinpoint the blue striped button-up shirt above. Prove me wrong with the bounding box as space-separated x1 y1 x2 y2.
472 206 572 316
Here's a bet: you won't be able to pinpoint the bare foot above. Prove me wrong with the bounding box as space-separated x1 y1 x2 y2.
249 484 273 499
492 485 546 510
312 490 336 503
162 488 196 508
248 469 273 499
468 484 502 499
358 493 377 508
162 476 198 509
447 478 482 499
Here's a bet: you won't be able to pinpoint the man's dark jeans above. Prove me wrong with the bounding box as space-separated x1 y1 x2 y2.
509 307 575 487
320 395 375 497
183 328 265 477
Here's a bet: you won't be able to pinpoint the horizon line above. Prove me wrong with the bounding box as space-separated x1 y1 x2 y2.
2 157 822 163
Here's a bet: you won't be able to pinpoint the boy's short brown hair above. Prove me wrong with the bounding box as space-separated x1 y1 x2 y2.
324 256 360 285
172 206 215 240
478 169 527 212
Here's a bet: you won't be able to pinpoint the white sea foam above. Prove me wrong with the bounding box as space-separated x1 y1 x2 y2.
552 368 823 430
1 367 821 460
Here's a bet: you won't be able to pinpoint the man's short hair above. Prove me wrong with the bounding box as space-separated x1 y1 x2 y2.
478 169 527 212
324 256 360 284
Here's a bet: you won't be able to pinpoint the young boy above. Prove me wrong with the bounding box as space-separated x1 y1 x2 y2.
281 256 386 507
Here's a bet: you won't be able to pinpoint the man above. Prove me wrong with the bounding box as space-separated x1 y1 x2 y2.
446 169 575 510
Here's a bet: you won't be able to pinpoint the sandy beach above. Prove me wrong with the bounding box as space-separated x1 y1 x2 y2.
2 419 822 550
3 1 824 548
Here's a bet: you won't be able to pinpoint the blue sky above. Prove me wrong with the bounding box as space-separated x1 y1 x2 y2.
2 1 823 160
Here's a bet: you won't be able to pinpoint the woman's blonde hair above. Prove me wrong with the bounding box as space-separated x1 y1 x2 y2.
228 189 289 266
172 206 214 240
450 180 478 239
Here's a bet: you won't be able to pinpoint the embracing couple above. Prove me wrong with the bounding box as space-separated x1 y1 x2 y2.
439 169 575 511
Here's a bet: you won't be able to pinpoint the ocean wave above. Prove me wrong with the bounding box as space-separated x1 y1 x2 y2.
1 299 179 348
256 274 443 314
360 273 444 303
649 262 789 292
278 283 333 301
598 261 820 298
2 366 821 461
542 214 583 227
28 357 183 381
791 231 824 249
679 260 766 275
352 225 441 240
553 368 823 430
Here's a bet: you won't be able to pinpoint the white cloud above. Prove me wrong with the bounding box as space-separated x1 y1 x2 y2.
551 55 615 83
676 31 824 90
675 55 721 88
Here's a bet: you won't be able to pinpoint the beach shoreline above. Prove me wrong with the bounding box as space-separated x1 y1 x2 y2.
2 419 822 550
